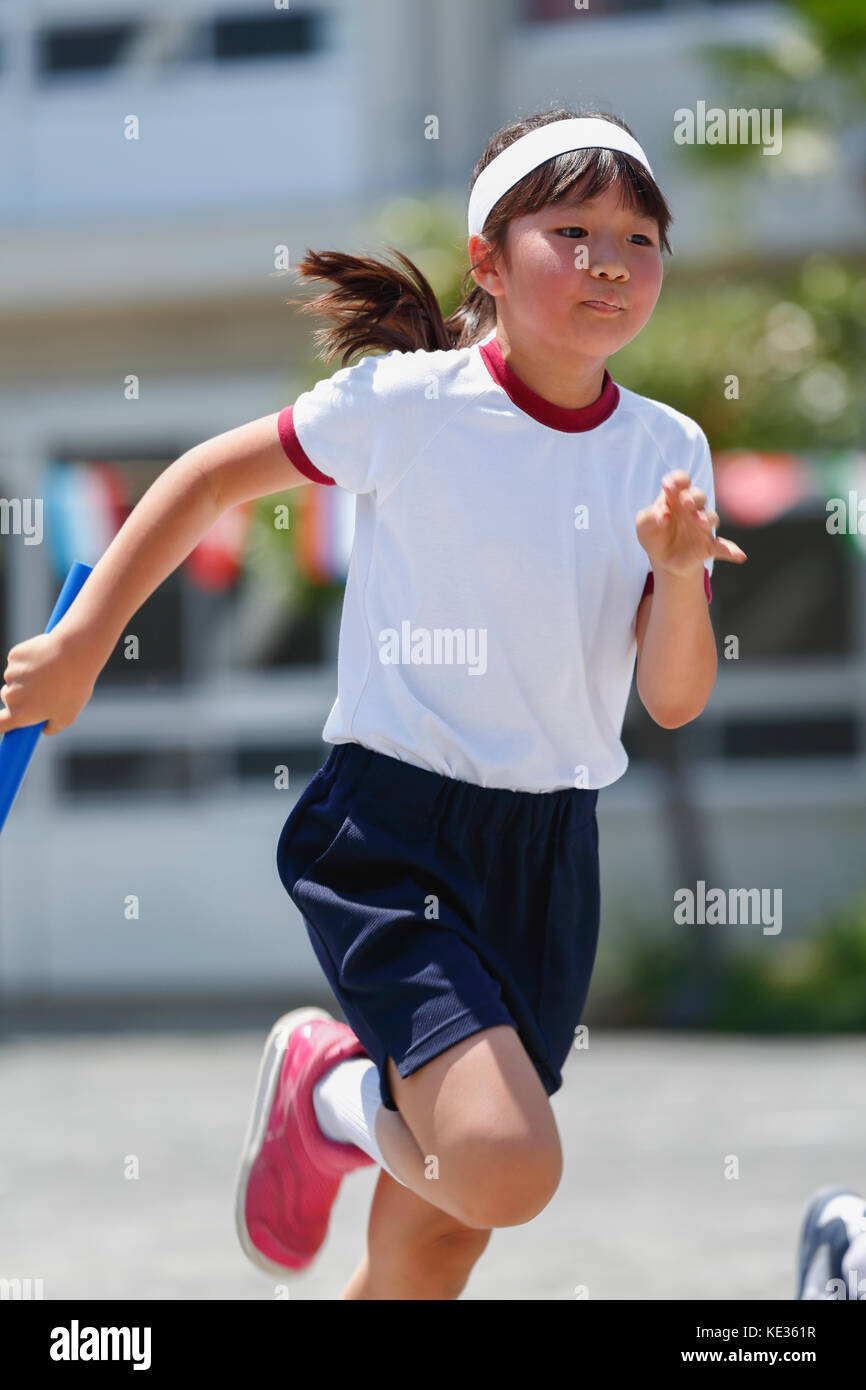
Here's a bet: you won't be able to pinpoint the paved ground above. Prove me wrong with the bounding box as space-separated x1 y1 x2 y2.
1 1026 864 1301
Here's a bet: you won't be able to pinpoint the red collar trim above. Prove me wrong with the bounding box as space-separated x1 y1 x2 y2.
478 336 619 432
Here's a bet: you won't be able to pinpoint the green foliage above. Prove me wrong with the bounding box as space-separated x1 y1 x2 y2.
791 0 866 77
609 892 866 1032
613 252 866 451
623 7 866 435
239 490 300 618
686 0 866 171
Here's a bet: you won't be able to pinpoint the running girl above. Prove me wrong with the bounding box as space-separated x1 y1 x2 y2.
0 107 746 1300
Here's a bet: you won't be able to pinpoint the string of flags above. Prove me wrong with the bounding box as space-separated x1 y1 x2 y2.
43 457 357 591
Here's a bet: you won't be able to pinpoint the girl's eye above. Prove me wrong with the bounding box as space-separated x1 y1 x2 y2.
556 227 654 245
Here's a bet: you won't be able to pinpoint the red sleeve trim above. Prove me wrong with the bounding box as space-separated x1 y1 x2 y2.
276 405 336 486
642 567 712 603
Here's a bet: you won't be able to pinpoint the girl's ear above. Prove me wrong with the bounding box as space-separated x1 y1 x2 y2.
469 235 501 296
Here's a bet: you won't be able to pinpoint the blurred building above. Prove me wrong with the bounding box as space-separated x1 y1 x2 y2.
0 0 863 1011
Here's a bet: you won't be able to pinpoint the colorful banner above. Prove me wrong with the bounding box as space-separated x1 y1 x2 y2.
715 449 866 553
43 459 127 577
184 500 254 592
44 459 257 592
293 481 355 585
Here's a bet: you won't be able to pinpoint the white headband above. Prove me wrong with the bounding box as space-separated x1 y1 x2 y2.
467 117 655 239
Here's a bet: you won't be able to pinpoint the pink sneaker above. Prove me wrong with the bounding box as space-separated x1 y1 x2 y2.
234 1007 376 1278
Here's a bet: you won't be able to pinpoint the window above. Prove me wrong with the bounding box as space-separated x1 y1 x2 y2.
44 456 187 685
721 716 857 761
37 22 139 76
708 513 851 660
35 10 324 80
211 11 323 61
235 743 329 784
60 740 332 798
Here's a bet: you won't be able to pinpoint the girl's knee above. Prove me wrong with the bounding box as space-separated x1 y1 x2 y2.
450 1132 563 1229
387 1028 564 1228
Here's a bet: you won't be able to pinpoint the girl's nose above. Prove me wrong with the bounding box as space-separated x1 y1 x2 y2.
584 239 628 279
588 255 627 280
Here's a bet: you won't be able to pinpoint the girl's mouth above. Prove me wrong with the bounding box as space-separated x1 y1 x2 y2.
581 300 622 314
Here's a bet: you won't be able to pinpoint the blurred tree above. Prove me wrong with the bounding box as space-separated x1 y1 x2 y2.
621 0 866 1021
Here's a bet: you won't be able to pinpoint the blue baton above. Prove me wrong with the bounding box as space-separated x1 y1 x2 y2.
0 561 93 836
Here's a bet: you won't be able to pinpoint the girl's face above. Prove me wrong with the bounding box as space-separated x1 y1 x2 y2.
471 179 664 363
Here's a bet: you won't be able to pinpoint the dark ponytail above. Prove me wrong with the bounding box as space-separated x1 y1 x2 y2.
288 246 455 367
287 105 673 368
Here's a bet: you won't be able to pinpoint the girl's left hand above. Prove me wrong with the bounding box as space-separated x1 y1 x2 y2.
636 470 747 578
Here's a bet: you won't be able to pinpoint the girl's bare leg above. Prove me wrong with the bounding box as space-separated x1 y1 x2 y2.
340 1168 491 1300
371 1026 563 1230
341 1025 563 1298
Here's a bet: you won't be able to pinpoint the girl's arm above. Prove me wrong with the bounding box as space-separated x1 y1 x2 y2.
634 469 746 729
0 413 307 736
634 575 717 728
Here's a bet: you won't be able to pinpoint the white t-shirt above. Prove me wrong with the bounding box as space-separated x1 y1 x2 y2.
277 327 714 792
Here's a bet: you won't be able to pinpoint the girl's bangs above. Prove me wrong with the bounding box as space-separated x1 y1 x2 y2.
509 148 664 227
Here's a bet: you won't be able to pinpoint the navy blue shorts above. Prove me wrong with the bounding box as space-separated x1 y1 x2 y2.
275 741 601 1112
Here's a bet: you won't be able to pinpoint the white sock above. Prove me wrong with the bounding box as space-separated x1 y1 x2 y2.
312 1057 408 1187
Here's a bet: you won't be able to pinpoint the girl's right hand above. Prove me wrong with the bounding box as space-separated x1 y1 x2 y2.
0 630 98 738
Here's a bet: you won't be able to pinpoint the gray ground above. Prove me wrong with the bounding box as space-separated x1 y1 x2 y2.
1 1028 864 1301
